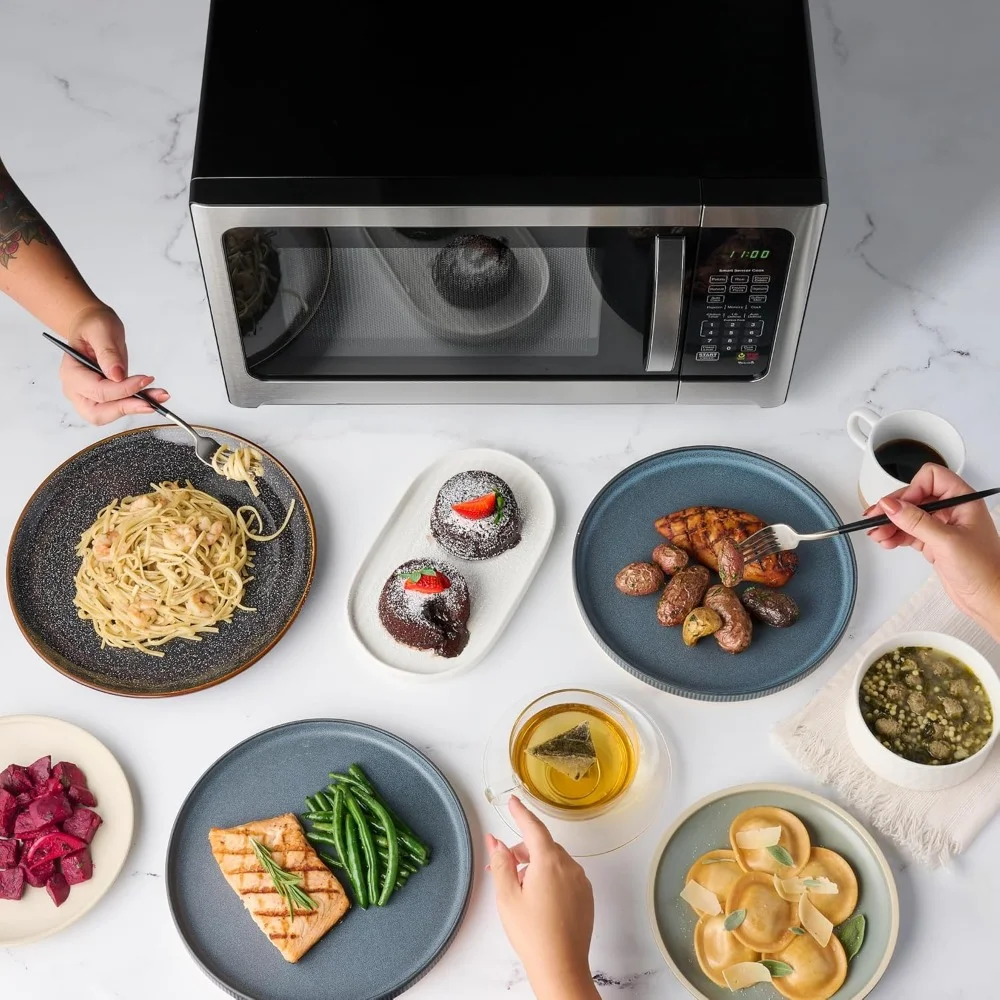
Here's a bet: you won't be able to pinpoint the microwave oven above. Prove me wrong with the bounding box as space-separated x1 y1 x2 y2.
190 3 826 408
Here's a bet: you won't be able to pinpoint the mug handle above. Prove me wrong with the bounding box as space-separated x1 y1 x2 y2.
846 407 880 449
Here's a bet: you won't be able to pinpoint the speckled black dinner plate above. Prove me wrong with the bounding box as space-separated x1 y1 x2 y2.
574 446 857 701
6 425 315 697
166 720 474 1000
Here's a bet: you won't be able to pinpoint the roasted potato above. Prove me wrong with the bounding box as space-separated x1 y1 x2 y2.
704 583 753 654
657 565 711 627
651 542 689 576
615 561 665 596
741 585 800 628
682 607 723 647
713 535 744 588
654 505 797 587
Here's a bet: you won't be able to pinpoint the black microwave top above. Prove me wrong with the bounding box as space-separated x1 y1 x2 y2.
191 1 825 208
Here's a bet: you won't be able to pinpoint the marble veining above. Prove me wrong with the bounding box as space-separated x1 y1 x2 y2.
1 0 999 996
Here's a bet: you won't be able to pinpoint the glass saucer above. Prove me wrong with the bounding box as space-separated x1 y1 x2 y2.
482 687 671 857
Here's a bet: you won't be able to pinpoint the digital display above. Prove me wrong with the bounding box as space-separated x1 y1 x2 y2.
728 250 770 259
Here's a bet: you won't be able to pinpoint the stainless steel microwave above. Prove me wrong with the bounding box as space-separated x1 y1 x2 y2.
190 3 826 408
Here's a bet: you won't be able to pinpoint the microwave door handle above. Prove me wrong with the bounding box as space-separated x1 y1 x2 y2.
645 236 686 373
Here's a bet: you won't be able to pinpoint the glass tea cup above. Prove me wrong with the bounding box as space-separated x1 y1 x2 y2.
485 688 640 822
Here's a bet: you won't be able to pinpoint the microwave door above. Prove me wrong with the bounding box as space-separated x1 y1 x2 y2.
645 236 686 373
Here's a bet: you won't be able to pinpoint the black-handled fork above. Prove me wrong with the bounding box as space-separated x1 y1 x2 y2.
739 488 1000 563
42 331 226 469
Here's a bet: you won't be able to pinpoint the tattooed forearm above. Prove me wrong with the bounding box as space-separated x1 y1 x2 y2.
0 159 54 268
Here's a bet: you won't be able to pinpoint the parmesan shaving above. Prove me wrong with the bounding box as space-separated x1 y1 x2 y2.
773 873 804 902
798 893 834 948
734 825 782 850
723 961 772 991
802 876 839 894
680 879 722 916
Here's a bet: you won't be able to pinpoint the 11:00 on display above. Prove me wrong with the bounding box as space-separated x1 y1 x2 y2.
728 250 770 259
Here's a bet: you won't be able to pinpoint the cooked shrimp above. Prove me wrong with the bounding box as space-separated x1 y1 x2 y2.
126 599 157 626
166 524 198 549
127 495 156 511
187 590 216 617
92 531 119 561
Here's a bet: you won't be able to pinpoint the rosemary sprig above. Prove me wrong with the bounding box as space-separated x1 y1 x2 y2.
250 838 317 920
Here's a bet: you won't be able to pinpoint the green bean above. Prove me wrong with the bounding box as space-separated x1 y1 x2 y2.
306 830 338 848
318 851 345 871
356 805 429 865
302 811 336 822
304 794 323 813
357 790 398 906
317 790 337 812
342 788 379 905
309 820 338 835
347 764 376 794
343 813 368 909
330 786 348 882
328 774 370 796
348 766 419 839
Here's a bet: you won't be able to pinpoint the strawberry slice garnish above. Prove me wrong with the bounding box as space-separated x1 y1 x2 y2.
400 565 451 594
451 491 497 520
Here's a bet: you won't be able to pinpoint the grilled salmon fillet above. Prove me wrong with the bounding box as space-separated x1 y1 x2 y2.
209 813 349 963
654 505 798 587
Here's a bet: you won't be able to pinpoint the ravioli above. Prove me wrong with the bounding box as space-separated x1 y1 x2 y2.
729 807 811 876
694 914 760 987
726 872 797 953
797 847 858 925
771 930 848 1000
684 850 744 914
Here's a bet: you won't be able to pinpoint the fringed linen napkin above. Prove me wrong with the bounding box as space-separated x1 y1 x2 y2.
774 530 1000 866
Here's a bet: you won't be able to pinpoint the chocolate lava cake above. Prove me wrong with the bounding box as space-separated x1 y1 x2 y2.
430 470 523 560
378 559 471 658
431 235 517 308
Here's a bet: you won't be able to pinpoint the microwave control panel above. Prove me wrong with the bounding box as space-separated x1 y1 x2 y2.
679 228 794 379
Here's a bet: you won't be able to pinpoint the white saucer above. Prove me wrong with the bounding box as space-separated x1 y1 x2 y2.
347 447 555 678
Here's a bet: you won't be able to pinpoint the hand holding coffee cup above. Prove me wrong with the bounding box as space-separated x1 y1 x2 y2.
846 407 966 508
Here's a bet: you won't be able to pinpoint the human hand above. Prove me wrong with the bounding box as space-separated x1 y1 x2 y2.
486 796 599 1000
59 303 169 424
867 464 1000 638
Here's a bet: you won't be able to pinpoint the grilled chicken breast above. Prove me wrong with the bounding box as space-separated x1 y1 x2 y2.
209 813 349 963
654 505 798 588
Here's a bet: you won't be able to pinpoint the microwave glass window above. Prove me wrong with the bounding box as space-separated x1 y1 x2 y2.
223 228 683 379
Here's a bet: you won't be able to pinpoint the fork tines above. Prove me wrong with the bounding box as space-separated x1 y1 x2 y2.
739 528 781 563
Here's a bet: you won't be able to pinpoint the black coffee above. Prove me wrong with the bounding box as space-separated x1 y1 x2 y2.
874 438 947 482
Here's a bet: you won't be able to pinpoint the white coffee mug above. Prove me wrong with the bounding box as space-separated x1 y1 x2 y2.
846 407 966 508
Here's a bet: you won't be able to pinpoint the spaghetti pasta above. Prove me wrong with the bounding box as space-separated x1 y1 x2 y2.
212 445 265 497
73 481 294 657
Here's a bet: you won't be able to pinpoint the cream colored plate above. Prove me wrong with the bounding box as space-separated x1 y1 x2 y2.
0 715 134 946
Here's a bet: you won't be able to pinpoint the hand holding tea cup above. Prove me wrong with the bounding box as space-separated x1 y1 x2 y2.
867 464 1000 642
487 796 600 1000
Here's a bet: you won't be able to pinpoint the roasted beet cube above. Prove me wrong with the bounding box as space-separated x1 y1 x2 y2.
61 847 93 885
27 756 52 785
22 860 54 888
62 807 102 844
0 789 16 838
0 764 33 795
46 871 70 907
67 785 98 808
15 790 36 808
0 839 19 869
27 793 72 827
13 815 58 841
0 866 24 900
52 762 88 790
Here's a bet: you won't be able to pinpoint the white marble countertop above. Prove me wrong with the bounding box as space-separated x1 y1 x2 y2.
2 1 999 996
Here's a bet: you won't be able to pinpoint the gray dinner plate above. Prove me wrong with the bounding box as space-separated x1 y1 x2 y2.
648 783 899 1000
573 446 857 701
6 425 315 697
166 720 474 1000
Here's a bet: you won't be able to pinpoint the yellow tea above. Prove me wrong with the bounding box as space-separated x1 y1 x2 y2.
511 702 637 811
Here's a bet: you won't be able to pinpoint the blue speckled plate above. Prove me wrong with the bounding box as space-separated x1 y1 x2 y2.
6 425 315 697
648 784 899 1000
573 447 857 701
166 720 474 1000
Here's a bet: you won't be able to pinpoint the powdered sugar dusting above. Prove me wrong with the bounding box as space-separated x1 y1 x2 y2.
431 470 522 559
381 559 469 626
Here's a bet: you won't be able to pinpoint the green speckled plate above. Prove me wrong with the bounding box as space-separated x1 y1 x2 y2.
648 784 899 1000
